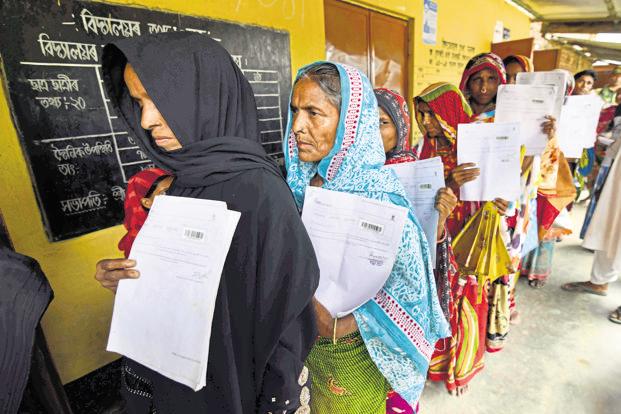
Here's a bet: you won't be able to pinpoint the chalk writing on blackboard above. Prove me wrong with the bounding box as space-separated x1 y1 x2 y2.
80 9 142 37
0 0 292 241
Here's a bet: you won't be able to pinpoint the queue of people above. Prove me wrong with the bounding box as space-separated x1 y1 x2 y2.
91 32 620 413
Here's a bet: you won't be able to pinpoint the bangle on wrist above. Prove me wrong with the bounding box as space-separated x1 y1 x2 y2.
436 226 447 243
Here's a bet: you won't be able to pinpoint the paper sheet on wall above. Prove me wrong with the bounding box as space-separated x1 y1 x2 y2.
495 84 557 155
516 71 567 120
301 187 408 318
385 157 445 266
107 195 240 391
557 94 604 158
423 0 438 45
457 122 521 201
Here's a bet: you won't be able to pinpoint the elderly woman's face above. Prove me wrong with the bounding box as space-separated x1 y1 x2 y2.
467 68 499 106
416 101 442 139
378 107 398 153
124 64 182 152
290 78 339 163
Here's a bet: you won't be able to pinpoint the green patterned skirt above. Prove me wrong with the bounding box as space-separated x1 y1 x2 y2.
305 331 389 414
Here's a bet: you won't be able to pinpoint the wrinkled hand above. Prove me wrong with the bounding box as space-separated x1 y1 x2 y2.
313 298 357 339
493 198 510 216
447 163 480 192
542 115 556 140
95 258 139 293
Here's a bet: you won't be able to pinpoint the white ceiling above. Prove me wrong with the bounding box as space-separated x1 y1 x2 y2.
514 0 621 21
510 0 621 63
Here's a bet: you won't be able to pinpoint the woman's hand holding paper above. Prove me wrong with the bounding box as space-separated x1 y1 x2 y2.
95 259 140 293
447 163 480 192
542 115 556 140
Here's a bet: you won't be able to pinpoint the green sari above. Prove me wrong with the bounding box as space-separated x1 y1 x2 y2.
306 332 390 414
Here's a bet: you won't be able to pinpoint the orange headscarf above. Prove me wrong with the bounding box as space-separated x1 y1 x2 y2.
503 55 533 73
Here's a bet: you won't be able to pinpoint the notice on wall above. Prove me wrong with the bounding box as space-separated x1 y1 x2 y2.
493 20 504 43
423 0 438 46
415 39 476 93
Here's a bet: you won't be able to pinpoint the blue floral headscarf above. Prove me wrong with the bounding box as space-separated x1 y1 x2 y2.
284 61 449 407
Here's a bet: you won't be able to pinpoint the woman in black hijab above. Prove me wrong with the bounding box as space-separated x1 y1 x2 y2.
95 32 318 414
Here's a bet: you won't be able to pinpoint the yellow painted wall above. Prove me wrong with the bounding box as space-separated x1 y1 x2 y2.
0 0 529 383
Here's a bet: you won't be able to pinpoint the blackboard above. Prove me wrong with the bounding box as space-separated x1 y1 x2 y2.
0 0 292 241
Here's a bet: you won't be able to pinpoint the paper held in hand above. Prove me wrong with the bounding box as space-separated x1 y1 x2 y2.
107 195 240 391
516 71 567 119
301 187 408 318
457 122 521 202
557 94 604 159
385 156 445 267
495 84 557 156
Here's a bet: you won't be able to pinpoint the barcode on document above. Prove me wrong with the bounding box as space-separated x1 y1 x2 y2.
183 228 206 241
359 220 384 234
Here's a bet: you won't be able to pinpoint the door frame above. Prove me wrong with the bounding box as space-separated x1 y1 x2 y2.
323 0 415 142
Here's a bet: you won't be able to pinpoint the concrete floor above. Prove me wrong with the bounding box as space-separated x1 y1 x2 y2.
419 204 621 414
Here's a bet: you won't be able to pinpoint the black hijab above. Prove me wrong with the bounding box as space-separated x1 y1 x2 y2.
102 32 281 187
101 32 318 414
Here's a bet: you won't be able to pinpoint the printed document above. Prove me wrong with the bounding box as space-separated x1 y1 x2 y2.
457 122 521 201
107 195 240 391
557 94 604 158
385 157 445 265
516 71 567 119
301 187 408 318
495 84 556 155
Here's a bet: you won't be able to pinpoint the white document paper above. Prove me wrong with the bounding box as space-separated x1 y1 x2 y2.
107 195 240 391
385 157 445 266
301 187 408 318
495 84 557 155
557 94 604 158
516 71 567 120
457 122 521 202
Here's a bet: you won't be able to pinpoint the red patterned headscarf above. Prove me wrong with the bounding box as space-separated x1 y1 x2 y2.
118 168 171 257
459 53 507 97
503 54 533 73
374 88 416 164
414 83 473 177
415 83 476 238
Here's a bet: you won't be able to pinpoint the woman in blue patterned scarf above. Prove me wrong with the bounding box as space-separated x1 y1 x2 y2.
284 61 449 413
